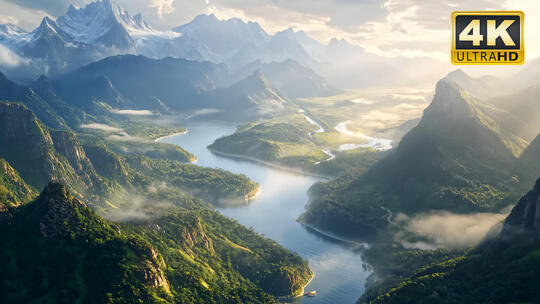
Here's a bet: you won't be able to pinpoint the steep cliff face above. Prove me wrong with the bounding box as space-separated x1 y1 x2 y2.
0 158 36 206
0 101 97 194
0 101 57 189
83 143 130 182
50 130 99 188
501 178 540 238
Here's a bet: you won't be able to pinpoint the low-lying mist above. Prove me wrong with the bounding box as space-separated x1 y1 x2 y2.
103 183 176 223
395 210 510 249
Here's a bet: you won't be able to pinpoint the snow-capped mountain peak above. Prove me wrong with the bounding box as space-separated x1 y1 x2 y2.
56 0 154 45
31 17 70 41
0 23 26 37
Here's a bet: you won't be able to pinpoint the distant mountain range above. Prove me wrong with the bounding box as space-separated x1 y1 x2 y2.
0 0 361 84
0 53 336 124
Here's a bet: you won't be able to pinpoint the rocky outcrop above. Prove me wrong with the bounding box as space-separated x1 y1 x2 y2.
36 183 96 239
50 131 92 172
0 101 52 144
50 130 99 189
501 178 540 238
181 214 215 254
136 247 170 292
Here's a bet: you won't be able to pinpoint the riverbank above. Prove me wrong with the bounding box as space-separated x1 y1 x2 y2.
279 271 316 302
208 148 331 180
153 130 188 142
246 185 262 201
299 219 369 248
162 122 372 303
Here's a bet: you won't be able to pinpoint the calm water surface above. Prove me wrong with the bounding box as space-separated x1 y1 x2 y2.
162 122 371 304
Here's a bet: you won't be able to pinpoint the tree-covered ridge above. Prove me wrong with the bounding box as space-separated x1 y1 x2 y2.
0 101 259 209
122 207 312 301
209 122 314 162
0 180 312 303
0 100 313 301
125 154 260 207
0 183 171 304
359 178 540 304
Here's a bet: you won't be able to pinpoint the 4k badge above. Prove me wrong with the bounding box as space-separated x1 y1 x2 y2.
451 11 524 65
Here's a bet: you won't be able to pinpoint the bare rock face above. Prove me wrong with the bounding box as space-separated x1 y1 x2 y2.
136 247 170 291
501 178 540 238
181 214 215 254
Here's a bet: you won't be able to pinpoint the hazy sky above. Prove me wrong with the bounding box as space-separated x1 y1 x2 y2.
1 0 539 64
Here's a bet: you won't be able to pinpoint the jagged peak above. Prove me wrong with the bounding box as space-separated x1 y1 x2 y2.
35 74 50 83
37 182 81 208
56 0 152 44
420 78 488 125
37 16 56 30
32 16 70 41
179 13 262 30
0 23 27 36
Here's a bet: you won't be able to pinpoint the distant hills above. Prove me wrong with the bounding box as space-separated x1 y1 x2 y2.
0 52 339 123
228 59 341 98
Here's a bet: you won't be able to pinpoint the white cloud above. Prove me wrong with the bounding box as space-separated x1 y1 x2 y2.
0 45 28 68
0 15 18 24
110 109 154 115
150 0 175 17
80 123 123 132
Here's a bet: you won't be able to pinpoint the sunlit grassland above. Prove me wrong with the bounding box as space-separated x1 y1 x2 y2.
295 87 431 140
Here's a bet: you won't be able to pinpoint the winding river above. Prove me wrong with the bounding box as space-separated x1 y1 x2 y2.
161 122 371 304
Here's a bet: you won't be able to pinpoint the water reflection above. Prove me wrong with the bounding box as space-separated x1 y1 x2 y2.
162 122 371 304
